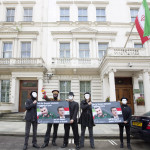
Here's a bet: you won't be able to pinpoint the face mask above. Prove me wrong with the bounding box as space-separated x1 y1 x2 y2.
122 99 127 104
32 92 37 98
68 95 73 100
85 94 90 100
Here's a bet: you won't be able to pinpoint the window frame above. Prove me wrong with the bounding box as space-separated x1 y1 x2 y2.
98 43 108 59
59 43 70 58
96 8 106 22
130 9 138 22
23 7 33 22
6 8 15 22
21 42 31 58
78 8 88 21
60 7 70 21
3 42 13 58
79 43 90 58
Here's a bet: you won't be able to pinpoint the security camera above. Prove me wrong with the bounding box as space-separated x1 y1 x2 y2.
128 62 132 67
47 73 53 77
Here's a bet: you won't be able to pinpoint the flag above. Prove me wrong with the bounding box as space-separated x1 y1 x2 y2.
116 108 122 115
135 0 150 44
64 107 70 115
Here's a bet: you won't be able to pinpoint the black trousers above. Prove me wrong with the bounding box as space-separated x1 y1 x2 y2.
63 120 79 146
44 123 59 144
80 125 94 147
24 121 37 146
119 124 130 144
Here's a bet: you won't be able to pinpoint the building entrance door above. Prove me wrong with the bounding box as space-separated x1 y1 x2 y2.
115 77 134 114
19 80 38 112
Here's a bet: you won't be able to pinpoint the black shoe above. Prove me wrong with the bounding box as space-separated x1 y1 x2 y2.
61 144 67 148
127 144 132 150
76 145 80 150
33 143 40 148
91 145 95 149
52 141 57 146
41 143 48 148
120 143 124 148
23 145 27 150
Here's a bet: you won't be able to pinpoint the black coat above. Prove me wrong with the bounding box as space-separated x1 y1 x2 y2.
25 99 37 122
79 100 95 127
69 101 79 121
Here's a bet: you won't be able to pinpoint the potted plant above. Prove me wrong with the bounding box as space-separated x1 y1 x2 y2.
105 96 110 102
136 96 145 105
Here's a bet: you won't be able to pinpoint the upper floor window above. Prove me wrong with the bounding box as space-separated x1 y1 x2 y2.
0 80 10 103
98 43 108 58
24 8 33 22
21 42 31 58
60 43 70 58
78 8 87 21
80 81 91 101
60 81 71 100
96 8 106 22
6 8 15 22
134 43 143 48
79 43 89 58
130 9 138 22
3 43 12 58
60 8 69 21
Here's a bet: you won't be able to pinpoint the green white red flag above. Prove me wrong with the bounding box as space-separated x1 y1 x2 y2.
135 0 150 44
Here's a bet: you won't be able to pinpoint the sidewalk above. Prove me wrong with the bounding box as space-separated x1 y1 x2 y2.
0 121 120 138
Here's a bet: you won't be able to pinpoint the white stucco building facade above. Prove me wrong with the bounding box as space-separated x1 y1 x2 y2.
0 0 150 115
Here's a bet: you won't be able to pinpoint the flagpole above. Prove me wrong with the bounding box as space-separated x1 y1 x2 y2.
124 22 135 48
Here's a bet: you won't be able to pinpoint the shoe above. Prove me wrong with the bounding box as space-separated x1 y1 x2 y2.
91 145 95 149
79 145 84 148
127 144 132 150
76 145 80 150
41 143 48 148
33 143 40 148
23 145 27 150
120 143 124 148
52 141 57 146
61 144 67 148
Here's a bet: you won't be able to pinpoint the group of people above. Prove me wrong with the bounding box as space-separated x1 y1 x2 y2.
23 90 132 150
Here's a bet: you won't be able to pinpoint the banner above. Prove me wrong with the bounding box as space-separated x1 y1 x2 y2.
37 101 70 124
92 102 124 124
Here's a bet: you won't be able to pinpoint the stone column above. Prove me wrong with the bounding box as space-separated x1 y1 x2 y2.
109 70 116 101
103 75 109 101
38 77 43 101
11 77 17 103
143 71 150 112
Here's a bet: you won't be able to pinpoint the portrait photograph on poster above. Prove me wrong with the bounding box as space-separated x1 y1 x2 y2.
37 101 70 124
92 102 124 124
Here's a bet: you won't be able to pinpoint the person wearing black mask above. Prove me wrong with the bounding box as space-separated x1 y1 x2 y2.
79 92 95 149
61 92 80 150
119 97 132 150
23 91 40 150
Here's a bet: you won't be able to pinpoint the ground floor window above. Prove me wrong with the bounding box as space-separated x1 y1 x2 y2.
60 81 71 100
80 81 91 101
139 81 144 97
0 80 10 102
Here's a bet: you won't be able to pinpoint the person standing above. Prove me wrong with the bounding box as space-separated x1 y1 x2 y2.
23 91 40 150
79 92 95 149
119 97 132 149
41 90 60 148
61 92 80 150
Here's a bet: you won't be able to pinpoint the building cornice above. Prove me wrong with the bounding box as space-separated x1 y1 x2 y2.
3 1 18 4
20 1 36 4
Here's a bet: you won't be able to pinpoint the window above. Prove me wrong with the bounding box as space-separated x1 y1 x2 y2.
139 81 144 97
3 43 12 58
6 8 15 22
0 80 10 102
134 43 143 48
21 42 31 58
60 81 71 100
130 9 138 22
78 8 87 21
80 81 91 101
60 43 70 58
79 43 89 58
60 8 69 21
24 8 33 22
98 43 108 58
96 8 106 22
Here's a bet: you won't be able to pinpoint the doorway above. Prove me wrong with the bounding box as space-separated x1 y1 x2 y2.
19 80 38 112
115 77 134 114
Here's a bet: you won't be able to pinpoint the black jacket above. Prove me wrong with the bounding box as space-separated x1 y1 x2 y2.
120 104 132 125
69 101 79 121
25 99 37 122
79 100 95 127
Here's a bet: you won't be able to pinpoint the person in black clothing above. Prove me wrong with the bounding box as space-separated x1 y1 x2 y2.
79 92 95 149
61 92 80 150
23 91 40 150
119 97 132 149
41 90 60 148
